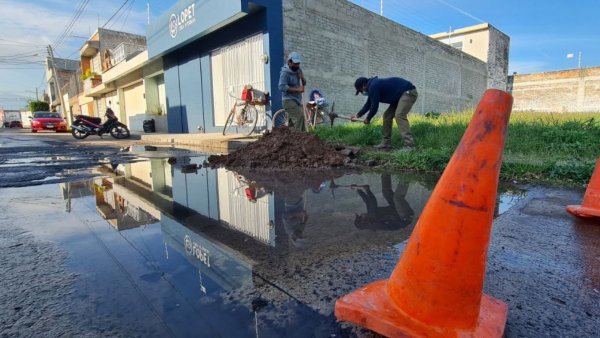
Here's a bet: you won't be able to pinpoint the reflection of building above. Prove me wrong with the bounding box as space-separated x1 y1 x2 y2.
102 158 437 334
161 214 254 293
129 156 277 246
60 181 94 213
114 157 432 249
93 178 158 230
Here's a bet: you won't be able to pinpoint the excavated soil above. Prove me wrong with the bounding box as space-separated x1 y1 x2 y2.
208 126 347 170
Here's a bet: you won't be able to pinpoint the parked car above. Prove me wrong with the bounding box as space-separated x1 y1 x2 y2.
30 111 68 133
8 120 23 128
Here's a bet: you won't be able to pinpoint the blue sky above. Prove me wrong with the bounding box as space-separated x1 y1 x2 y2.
0 0 598 110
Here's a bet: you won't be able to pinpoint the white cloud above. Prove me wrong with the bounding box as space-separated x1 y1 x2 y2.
0 0 147 55
0 0 149 108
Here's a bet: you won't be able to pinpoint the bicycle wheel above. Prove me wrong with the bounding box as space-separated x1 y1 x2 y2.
304 106 315 130
271 109 289 130
222 107 236 136
310 108 320 129
316 109 329 126
243 105 259 136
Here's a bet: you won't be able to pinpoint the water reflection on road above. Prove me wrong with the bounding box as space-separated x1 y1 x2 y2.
51 156 524 336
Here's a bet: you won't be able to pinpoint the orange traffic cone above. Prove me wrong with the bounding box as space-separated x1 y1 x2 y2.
335 89 513 337
566 158 600 218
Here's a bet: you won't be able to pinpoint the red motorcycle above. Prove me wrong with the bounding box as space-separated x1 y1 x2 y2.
71 109 130 139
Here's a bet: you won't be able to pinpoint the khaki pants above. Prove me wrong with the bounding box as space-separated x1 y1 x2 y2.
283 100 305 131
382 88 418 146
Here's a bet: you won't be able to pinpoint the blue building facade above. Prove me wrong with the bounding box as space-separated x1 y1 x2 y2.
147 0 283 133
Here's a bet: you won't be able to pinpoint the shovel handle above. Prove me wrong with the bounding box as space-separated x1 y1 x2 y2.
341 115 364 123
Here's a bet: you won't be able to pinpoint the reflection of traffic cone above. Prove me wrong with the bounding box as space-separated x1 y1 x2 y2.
335 89 513 337
566 158 600 218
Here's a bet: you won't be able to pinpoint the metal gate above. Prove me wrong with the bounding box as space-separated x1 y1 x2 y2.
211 34 265 126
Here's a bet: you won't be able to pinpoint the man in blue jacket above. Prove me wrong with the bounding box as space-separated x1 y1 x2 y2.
278 52 307 131
352 76 418 150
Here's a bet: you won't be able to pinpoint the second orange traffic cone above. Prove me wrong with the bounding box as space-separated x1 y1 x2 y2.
566 157 600 218
335 89 513 337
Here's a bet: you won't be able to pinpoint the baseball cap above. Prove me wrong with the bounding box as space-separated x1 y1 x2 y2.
288 52 302 63
354 77 368 95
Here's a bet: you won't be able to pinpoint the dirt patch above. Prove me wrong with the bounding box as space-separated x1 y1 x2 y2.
208 126 347 169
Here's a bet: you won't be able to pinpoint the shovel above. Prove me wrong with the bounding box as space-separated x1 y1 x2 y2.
327 102 364 127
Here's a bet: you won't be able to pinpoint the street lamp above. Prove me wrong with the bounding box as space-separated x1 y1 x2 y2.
566 51 582 69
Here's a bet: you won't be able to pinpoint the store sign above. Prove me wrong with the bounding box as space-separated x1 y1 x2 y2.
169 3 196 38
148 0 246 58
184 235 211 267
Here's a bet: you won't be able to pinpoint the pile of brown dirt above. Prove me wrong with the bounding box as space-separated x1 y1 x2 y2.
208 126 346 169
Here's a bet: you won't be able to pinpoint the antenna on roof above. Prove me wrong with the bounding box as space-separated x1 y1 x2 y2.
147 1 150 25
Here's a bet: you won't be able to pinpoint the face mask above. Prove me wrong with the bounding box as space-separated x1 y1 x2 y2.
361 92 368 96
290 65 300 72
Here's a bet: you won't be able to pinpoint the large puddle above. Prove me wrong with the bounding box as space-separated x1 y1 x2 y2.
1 155 526 336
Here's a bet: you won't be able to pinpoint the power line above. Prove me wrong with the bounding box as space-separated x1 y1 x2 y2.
0 67 43 70
119 0 137 31
0 38 45 47
53 0 90 48
106 0 132 29
354 0 485 34
53 0 91 50
103 0 133 28
0 50 46 60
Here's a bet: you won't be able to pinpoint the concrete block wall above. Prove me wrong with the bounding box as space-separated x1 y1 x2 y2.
510 67 600 112
98 28 146 73
281 0 488 115
487 26 510 90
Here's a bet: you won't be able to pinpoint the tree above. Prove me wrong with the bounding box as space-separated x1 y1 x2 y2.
28 101 50 112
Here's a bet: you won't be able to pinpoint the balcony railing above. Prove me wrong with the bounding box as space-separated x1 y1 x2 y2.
110 43 146 67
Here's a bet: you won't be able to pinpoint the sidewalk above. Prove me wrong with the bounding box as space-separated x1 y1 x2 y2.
139 132 257 152
1 128 256 153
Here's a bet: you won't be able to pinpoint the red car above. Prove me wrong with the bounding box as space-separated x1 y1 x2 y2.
30 111 68 133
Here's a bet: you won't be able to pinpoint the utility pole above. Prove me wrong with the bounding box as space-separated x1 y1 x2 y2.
380 0 383 16
35 88 39 101
578 51 582 69
47 45 68 119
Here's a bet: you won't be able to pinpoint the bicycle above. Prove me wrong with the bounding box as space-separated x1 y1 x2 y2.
303 90 331 130
222 85 289 136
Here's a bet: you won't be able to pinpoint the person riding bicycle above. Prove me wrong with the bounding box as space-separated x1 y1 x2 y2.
278 51 307 131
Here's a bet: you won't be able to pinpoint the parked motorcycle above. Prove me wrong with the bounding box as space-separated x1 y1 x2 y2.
71 109 130 139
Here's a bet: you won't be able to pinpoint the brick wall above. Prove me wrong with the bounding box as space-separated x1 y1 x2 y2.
281 0 488 115
509 67 600 112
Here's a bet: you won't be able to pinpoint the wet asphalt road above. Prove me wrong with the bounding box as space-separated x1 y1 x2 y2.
0 127 599 337
0 127 146 188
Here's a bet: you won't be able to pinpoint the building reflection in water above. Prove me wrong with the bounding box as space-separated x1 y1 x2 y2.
70 155 524 335
95 156 433 290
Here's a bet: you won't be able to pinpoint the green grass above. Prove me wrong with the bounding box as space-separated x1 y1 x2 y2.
314 111 600 186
